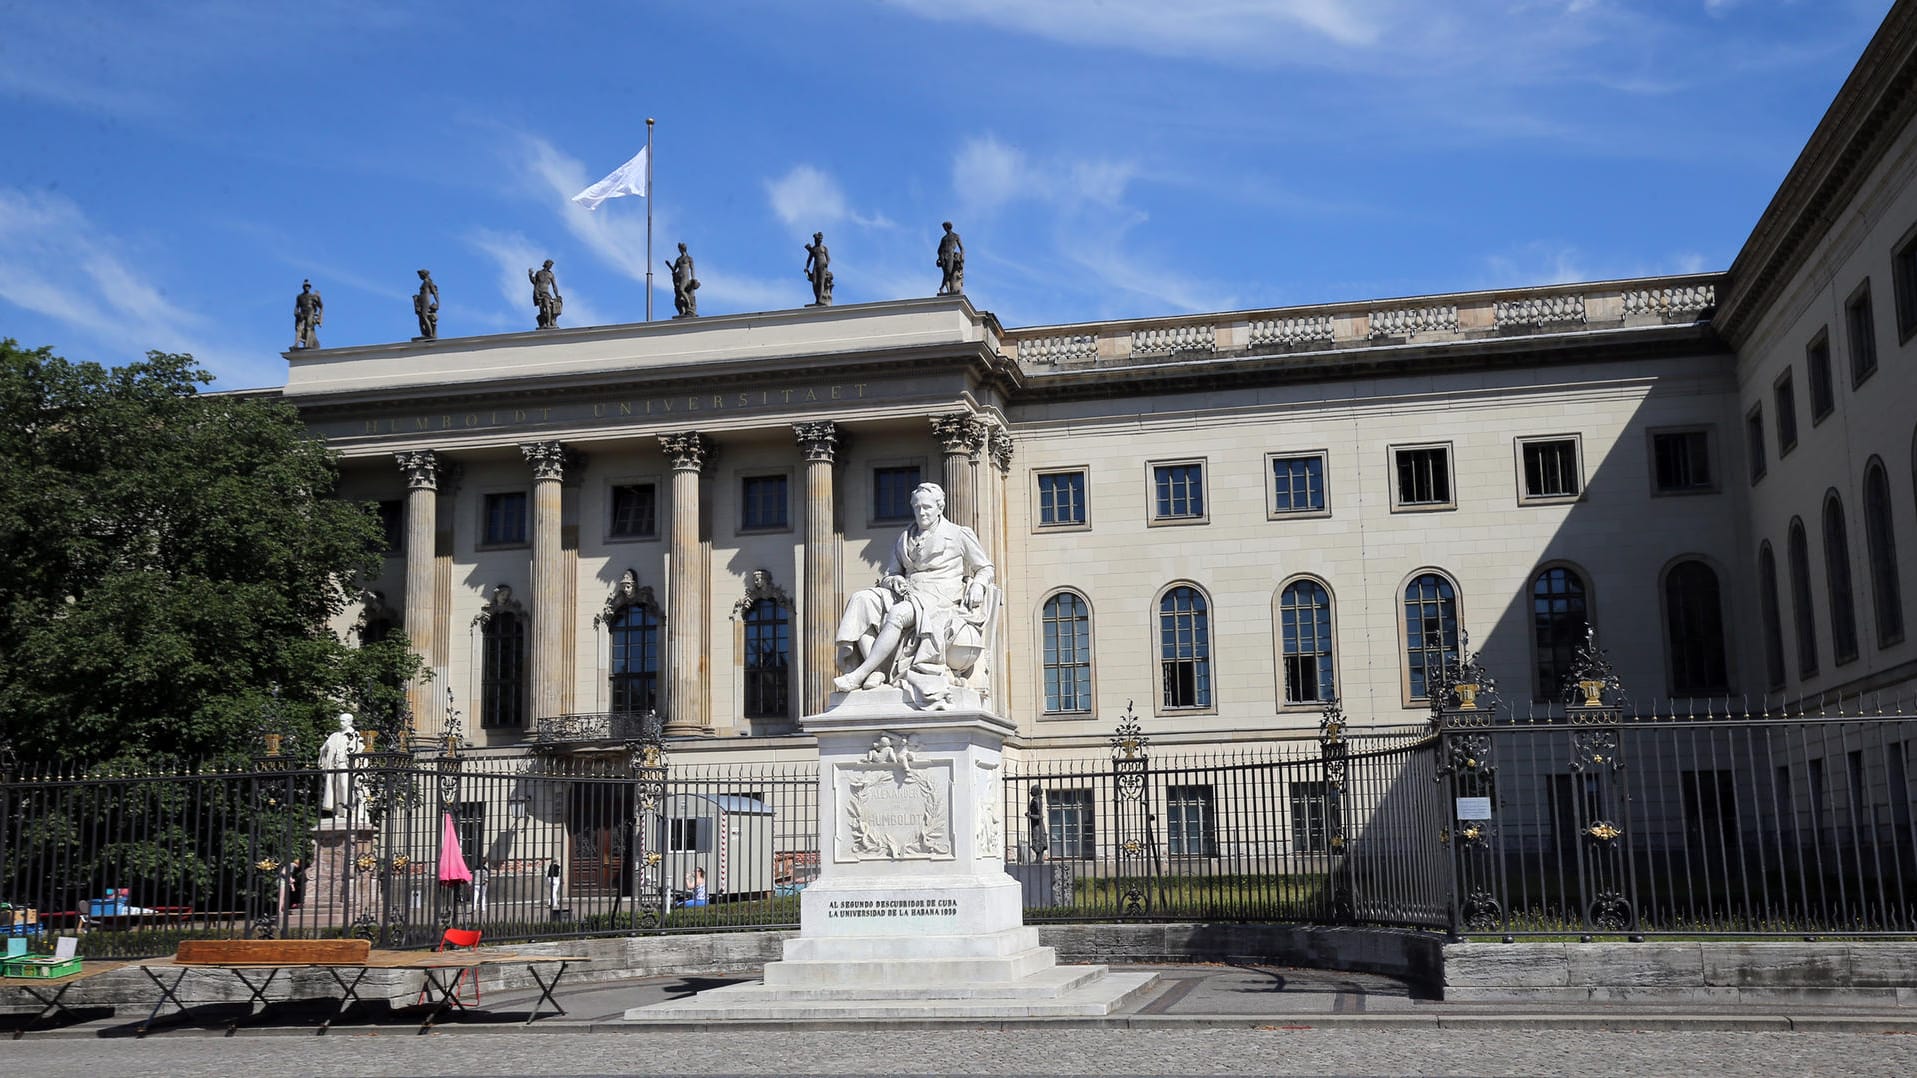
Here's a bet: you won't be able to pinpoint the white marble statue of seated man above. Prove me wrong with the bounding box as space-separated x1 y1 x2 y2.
833 482 995 707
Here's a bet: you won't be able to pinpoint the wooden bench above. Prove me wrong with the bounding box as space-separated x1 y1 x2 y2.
134 938 587 1034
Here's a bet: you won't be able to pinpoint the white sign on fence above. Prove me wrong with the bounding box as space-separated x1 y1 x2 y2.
1455 796 1493 820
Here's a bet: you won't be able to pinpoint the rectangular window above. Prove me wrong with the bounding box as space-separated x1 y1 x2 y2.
1746 405 1766 484
1847 281 1879 386
1036 469 1088 528
872 465 921 523
740 474 789 531
1774 370 1798 456
376 499 403 555
1392 445 1453 509
1517 437 1581 502
667 818 711 853
1651 429 1714 494
1806 330 1834 423
1267 453 1328 516
1166 786 1218 857
608 483 657 539
1045 789 1095 860
1150 461 1206 523
482 491 528 546
1894 229 1917 342
1288 781 1341 854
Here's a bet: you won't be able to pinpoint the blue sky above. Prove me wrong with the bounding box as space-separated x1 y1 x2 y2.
0 0 1896 389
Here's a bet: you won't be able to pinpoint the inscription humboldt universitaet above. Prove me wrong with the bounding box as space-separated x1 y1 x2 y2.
346 382 878 438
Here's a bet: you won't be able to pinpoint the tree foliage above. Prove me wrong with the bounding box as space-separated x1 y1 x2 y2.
0 341 420 765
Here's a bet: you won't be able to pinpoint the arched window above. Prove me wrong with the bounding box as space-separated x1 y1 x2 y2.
1279 579 1335 704
1531 566 1589 702
608 605 660 714
1788 519 1818 678
1757 542 1786 690
1403 573 1460 702
741 598 790 718
1664 560 1729 695
1863 460 1905 647
481 611 527 729
1824 493 1859 665
1041 591 1093 713
1158 585 1212 710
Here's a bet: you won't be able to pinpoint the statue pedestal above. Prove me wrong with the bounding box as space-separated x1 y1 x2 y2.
304 820 374 929
626 698 1153 1021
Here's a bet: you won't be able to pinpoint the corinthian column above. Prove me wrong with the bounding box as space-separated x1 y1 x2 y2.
395 450 440 734
793 421 840 716
930 414 984 530
520 442 571 728
659 432 712 737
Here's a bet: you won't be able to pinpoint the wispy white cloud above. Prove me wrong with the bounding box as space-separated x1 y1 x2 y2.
0 188 259 377
764 165 894 230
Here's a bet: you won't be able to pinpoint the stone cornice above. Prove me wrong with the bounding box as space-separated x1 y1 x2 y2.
1714 4 1917 347
1014 321 1728 404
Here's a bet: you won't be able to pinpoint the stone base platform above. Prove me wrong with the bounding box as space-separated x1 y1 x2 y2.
621 966 1156 1022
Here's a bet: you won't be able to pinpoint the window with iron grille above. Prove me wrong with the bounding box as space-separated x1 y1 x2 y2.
1392 445 1452 509
1864 461 1906 647
1896 230 1917 342
1041 591 1092 713
1531 567 1588 702
1789 519 1819 678
1825 495 1859 665
1806 330 1834 423
1167 786 1217 857
1288 781 1341 854
1403 573 1459 701
1279 579 1334 704
740 475 789 531
376 499 403 555
1651 429 1714 494
1037 469 1088 527
1664 560 1730 695
742 598 791 718
1151 461 1205 522
481 611 527 728
1774 371 1798 456
1268 453 1327 515
608 605 660 714
1847 281 1879 385
1046 789 1095 860
609 483 657 539
483 491 528 546
1158 585 1212 709
872 465 921 523
1519 437 1581 501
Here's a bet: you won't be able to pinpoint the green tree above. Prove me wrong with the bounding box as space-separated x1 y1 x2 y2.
0 341 421 765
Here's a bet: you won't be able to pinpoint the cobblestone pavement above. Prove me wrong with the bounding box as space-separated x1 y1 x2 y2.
6 966 1917 1076
5 1026 1917 1077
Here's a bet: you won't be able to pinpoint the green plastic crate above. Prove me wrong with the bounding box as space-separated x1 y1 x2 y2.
2 956 82 979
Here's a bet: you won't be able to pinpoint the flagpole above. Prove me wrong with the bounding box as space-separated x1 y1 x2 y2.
645 117 655 322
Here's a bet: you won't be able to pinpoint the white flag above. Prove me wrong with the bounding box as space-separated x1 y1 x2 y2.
571 146 649 211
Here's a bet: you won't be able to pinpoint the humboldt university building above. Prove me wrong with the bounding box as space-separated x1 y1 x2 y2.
281 8 1917 773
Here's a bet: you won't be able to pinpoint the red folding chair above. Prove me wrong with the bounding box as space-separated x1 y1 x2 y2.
417 927 484 1008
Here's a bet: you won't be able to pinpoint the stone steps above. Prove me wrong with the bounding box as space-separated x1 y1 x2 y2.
623 969 1158 1022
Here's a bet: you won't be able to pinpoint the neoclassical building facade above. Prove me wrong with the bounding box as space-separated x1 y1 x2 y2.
281 5 1917 764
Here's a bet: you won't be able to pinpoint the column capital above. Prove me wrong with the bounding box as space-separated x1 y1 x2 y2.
930 414 986 458
988 427 1014 474
395 450 440 490
658 431 712 472
793 421 840 463
520 441 581 482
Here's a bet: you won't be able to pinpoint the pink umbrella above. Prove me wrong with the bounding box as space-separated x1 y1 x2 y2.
438 812 472 885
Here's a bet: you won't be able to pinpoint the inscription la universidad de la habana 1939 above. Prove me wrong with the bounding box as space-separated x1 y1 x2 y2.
826 897 959 919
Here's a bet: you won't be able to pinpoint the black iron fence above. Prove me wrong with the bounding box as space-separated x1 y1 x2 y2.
0 746 817 958
8 699 1917 956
